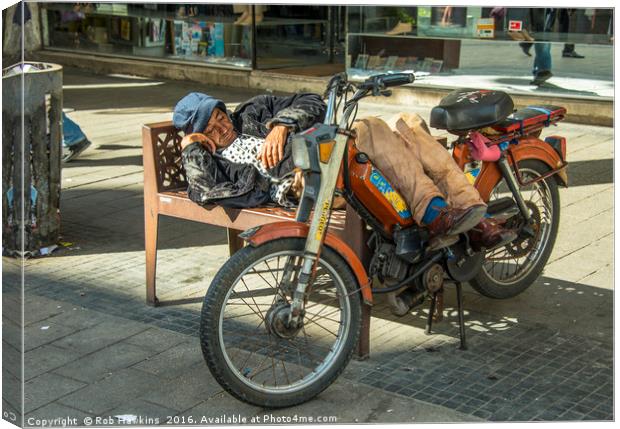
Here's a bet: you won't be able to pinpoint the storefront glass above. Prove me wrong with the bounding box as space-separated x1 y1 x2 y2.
40 3 342 71
39 4 613 97
254 5 333 69
41 3 253 68
346 7 613 98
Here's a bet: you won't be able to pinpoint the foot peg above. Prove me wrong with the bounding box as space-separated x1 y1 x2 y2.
428 234 459 251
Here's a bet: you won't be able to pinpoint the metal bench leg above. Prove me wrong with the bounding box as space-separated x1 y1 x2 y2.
145 211 159 306
343 204 372 360
356 302 371 360
227 228 245 256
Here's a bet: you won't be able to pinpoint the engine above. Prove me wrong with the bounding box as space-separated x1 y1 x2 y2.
369 240 446 317
369 242 409 284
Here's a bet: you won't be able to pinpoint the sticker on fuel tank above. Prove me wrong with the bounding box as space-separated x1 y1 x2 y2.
464 162 481 185
369 169 412 219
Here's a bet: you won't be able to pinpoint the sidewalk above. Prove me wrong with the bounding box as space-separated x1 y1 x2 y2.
5 288 472 425
3 67 613 425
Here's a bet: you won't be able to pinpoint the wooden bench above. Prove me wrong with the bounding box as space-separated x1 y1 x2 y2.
142 121 372 358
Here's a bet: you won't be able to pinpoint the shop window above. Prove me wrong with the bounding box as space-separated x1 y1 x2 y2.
346 6 613 98
253 5 333 70
41 3 253 68
40 3 346 71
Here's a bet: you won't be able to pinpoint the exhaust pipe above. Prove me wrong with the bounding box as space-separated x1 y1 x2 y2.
387 289 425 317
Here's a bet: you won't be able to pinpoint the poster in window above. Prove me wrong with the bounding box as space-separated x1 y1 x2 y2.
404 56 419 69
384 56 399 70
420 58 434 72
120 19 131 41
354 54 369 69
476 18 495 38
394 57 408 69
429 59 444 73
213 23 225 57
430 7 466 27
366 55 382 69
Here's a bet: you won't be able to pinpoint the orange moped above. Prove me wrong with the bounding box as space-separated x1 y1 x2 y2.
199 73 567 407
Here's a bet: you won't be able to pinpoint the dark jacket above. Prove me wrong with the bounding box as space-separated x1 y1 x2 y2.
230 93 327 137
180 93 326 208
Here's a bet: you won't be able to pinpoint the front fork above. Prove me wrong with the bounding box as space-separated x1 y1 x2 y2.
286 133 349 328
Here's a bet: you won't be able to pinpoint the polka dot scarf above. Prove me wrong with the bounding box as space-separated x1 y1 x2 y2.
218 134 296 208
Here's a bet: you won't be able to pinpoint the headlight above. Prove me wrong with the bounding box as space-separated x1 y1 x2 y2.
292 135 311 171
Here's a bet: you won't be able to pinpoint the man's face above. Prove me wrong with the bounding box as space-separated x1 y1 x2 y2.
203 108 237 148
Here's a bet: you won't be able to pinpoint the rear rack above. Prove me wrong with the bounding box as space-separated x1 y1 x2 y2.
485 105 566 144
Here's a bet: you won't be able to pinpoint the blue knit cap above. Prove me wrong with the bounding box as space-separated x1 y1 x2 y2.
172 92 227 134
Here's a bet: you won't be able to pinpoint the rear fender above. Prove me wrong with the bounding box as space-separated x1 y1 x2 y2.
475 137 568 201
242 222 373 305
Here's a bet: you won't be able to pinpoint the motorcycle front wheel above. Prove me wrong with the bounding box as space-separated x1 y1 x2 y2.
470 159 561 299
200 238 362 408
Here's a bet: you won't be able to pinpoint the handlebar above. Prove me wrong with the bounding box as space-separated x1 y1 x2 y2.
357 73 414 91
322 72 415 127
378 73 415 88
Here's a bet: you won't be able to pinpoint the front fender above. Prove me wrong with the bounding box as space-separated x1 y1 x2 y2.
242 221 373 305
475 137 568 202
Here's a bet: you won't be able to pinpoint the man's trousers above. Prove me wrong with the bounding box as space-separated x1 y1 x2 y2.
352 113 484 225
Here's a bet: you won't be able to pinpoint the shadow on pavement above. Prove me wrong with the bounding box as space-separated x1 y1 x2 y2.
493 78 599 97
96 144 143 151
567 158 613 187
62 155 144 168
57 187 228 255
62 67 265 113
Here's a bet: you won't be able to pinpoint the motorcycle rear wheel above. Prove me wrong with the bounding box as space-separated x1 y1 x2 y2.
470 159 560 299
200 238 362 408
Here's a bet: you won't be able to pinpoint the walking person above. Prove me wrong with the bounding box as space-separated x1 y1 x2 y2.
530 8 554 86
531 42 553 85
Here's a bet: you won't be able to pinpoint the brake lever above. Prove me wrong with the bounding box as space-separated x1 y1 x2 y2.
371 78 387 96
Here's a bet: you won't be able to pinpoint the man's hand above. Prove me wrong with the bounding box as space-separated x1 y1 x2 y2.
258 125 289 169
290 168 304 199
181 133 217 154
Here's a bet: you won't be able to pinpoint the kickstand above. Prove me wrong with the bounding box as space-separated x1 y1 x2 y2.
425 289 444 335
425 292 437 335
455 282 467 350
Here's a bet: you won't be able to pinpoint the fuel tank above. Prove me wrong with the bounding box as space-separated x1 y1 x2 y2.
345 144 415 233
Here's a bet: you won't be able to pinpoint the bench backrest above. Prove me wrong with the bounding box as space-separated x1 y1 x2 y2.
142 121 187 193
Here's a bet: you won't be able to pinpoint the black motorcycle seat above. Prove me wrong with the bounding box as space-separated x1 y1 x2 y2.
430 89 514 132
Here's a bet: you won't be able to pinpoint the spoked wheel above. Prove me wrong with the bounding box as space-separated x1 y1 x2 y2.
470 160 560 299
200 238 362 408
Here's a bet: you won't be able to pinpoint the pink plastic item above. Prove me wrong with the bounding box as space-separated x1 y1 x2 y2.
468 131 501 162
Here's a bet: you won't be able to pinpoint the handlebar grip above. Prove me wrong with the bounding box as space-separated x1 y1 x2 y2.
378 73 414 88
324 72 349 98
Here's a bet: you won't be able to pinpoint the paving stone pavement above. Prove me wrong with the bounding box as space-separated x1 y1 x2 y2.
5 289 476 425
16 267 613 423
3 67 613 425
